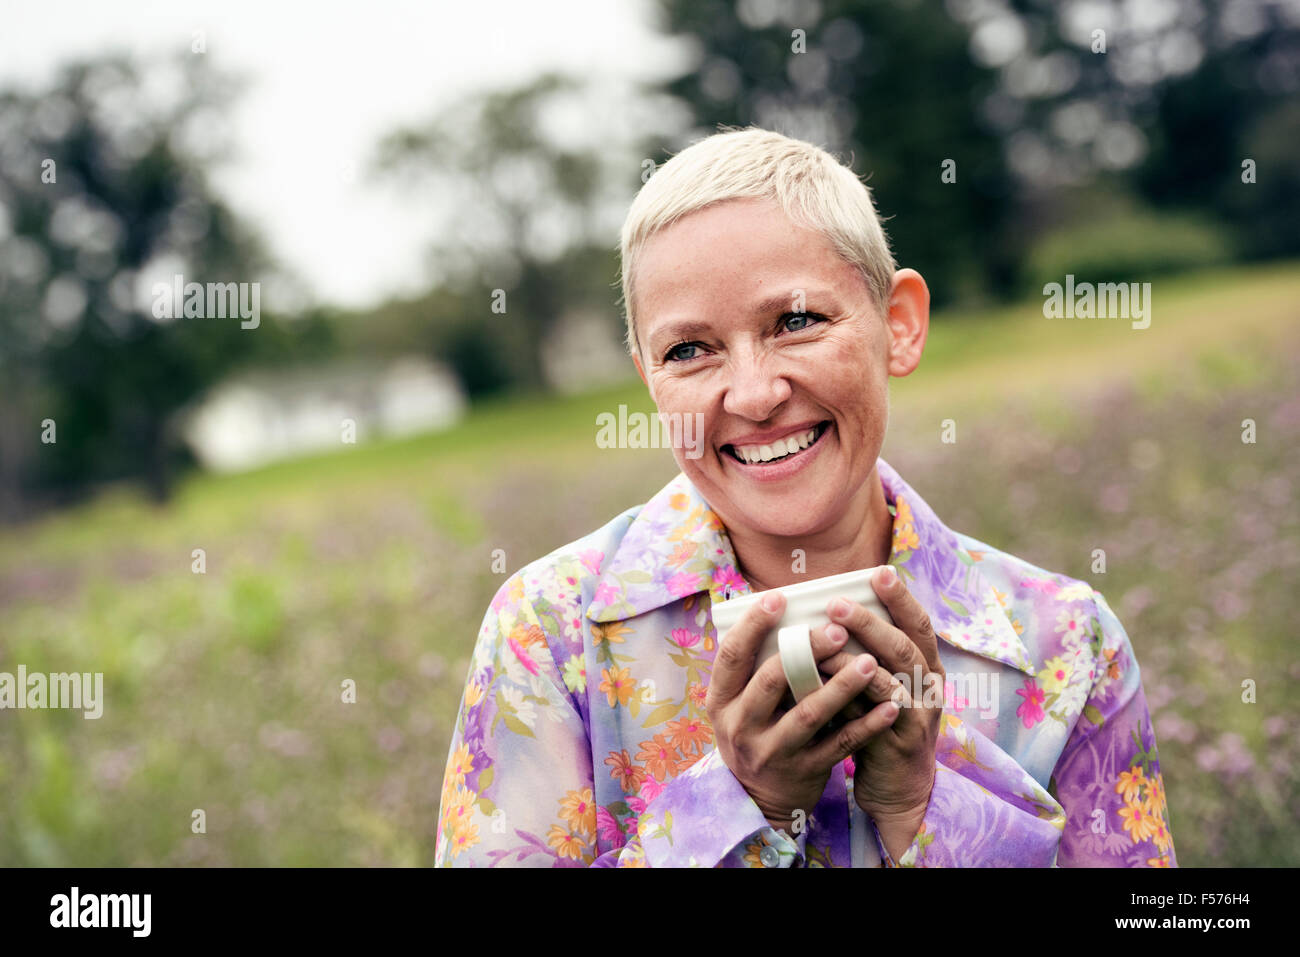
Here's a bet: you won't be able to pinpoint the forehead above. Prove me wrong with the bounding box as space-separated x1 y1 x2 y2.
635 198 866 338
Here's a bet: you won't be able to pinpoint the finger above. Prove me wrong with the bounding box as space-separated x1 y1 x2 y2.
807 622 864 711
772 652 880 751
870 564 943 673
818 650 911 723
827 591 925 678
735 651 799 729
737 619 849 726
806 699 902 769
809 622 852 663
707 591 785 708
806 642 872 724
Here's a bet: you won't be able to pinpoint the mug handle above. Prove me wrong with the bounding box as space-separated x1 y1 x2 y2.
777 623 825 703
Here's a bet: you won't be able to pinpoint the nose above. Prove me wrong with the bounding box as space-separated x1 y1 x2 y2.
721 346 792 422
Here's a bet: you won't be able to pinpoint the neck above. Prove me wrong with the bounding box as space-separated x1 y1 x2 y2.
728 469 893 594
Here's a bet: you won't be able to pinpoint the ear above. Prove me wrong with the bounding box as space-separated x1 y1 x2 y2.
884 268 929 378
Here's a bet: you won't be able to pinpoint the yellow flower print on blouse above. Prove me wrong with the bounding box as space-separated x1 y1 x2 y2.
892 495 920 552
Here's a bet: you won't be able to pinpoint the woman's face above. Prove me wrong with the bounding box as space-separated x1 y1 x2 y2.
632 197 925 543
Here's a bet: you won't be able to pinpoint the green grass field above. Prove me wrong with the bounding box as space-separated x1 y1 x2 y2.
1 261 1297 865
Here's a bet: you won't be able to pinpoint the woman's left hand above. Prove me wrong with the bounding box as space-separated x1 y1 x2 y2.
821 565 945 856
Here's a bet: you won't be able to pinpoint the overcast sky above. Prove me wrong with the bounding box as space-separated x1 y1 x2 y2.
1 0 688 308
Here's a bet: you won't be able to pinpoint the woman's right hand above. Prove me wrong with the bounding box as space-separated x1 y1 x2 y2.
706 590 904 833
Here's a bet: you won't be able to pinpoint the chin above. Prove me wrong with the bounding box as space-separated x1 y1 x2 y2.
683 469 836 540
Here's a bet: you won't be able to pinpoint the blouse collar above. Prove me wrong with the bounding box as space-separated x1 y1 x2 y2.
586 457 1035 675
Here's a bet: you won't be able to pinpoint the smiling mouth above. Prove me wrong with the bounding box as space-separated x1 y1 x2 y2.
722 421 830 465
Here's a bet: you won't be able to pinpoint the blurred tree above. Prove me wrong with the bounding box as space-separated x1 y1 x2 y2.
652 0 1299 305
998 0 1300 261
654 0 1019 306
0 54 327 517
372 73 643 394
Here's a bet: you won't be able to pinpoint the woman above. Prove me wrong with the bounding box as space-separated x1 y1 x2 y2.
435 127 1175 867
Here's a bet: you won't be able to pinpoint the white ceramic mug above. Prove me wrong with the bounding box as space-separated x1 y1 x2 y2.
708 567 896 702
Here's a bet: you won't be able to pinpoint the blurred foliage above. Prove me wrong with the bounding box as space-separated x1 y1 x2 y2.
325 244 623 400
1023 195 1235 291
1220 96 1300 258
655 0 1300 302
658 0 1018 304
0 55 336 517
370 73 638 394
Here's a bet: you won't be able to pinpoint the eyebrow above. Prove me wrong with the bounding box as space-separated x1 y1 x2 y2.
648 287 840 353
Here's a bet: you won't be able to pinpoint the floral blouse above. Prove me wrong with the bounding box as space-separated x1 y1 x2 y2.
435 458 1175 867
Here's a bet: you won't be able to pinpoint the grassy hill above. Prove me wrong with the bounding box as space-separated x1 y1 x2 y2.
1 261 1297 865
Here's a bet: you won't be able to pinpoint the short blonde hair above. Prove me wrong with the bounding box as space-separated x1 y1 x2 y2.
618 125 896 357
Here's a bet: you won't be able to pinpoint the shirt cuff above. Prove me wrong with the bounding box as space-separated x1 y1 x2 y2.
872 761 1065 867
635 749 805 867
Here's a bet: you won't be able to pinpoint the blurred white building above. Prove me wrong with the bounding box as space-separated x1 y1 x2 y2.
541 307 634 393
179 357 465 472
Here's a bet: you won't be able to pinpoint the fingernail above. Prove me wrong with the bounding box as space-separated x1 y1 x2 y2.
761 593 780 613
825 624 847 645
883 701 900 717
829 598 850 619
856 655 875 676
877 566 896 587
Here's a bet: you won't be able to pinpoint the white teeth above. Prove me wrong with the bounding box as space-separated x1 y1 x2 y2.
732 427 819 464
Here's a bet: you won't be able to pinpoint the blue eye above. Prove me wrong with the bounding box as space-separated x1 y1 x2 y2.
664 341 700 362
782 312 826 332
